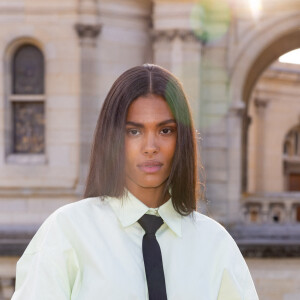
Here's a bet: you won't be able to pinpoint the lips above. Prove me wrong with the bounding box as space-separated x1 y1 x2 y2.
137 160 163 173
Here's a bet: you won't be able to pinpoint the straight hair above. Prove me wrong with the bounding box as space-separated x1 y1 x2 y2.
84 64 199 216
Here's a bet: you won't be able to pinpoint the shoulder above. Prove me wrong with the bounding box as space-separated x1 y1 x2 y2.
55 196 104 214
45 195 124 226
183 212 258 299
24 197 111 254
188 211 229 235
44 196 116 237
184 211 238 250
184 211 248 274
52 196 106 220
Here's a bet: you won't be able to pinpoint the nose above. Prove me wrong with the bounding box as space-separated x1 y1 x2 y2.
143 132 159 155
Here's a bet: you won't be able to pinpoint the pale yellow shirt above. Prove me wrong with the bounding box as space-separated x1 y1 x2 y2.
12 192 259 300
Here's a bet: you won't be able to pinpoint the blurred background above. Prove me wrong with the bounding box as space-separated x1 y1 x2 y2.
1 0 300 299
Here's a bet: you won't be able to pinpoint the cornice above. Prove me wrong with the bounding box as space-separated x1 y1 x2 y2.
98 2 151 20
0 187 81 198
0 6 77 15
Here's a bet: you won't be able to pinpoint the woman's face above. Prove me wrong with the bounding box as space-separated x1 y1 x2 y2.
125 94 177 193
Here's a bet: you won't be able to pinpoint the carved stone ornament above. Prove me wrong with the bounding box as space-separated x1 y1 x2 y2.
228 100 245 117
75 23 102 39
151 29 202 43
254 97 269 109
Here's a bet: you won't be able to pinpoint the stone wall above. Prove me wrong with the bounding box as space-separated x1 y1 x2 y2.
0 0 81 224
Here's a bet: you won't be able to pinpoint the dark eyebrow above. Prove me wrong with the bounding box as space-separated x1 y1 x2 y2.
126 119 176 128
158 119 177 126
126 121 144 128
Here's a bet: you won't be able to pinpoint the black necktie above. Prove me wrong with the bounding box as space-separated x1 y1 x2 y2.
138 214 167 300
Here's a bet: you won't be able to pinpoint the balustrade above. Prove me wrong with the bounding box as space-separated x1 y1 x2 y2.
242 194 300 224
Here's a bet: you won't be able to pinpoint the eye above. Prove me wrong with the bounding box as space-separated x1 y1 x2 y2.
160 127 175 135
127 128 141 136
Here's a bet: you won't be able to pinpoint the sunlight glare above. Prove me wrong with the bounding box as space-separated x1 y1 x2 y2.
249 0 262 20
279 49 300 65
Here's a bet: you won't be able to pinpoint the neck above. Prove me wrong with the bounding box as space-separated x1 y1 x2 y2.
125 182 169 208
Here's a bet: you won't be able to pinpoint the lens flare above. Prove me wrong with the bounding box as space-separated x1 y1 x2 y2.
249 0 262 20
190 0 231 44
189 1 231 129
190 2 206 41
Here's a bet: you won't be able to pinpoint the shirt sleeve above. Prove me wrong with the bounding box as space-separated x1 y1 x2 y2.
216 234 259 300
11 211 80 300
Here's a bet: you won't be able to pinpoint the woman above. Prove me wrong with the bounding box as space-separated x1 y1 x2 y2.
12 64 258 300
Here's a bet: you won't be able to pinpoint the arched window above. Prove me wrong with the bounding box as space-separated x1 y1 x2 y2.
10 44 45 154
283 126 300 157
283 125 300 191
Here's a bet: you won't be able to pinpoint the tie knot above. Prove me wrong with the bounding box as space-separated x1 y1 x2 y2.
138 214 164 235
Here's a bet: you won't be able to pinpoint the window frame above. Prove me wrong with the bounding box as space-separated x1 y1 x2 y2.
4 41 47 165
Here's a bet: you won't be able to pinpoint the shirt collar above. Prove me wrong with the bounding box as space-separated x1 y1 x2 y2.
108 190 182 237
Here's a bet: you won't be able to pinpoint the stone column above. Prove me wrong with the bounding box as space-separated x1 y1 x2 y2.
152 0 203 128
152 28 202 130
254 98 269 193
227 101 245 223
75 0 101 196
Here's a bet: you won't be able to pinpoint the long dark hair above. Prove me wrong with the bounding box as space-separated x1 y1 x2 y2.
84 64 199 216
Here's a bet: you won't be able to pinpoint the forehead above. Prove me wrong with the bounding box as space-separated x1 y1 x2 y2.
126 94 174 122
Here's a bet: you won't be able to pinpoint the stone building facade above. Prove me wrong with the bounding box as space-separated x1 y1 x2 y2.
1 0 300 299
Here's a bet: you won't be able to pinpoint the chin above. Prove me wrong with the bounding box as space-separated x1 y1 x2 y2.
137 178 168 189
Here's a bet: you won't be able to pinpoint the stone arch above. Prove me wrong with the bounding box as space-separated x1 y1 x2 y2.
242 30 300 106
227 12 300 221
242 31 300 191
230 12 300 104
